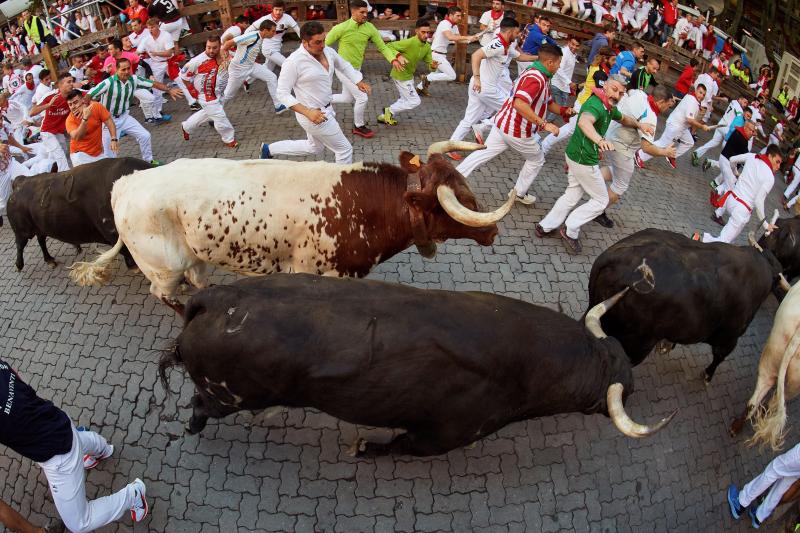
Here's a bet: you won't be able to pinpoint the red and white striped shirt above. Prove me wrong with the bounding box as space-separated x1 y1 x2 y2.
494 67 551 138
180 52 220 103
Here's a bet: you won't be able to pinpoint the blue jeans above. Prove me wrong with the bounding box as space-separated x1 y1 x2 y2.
549 86 570 122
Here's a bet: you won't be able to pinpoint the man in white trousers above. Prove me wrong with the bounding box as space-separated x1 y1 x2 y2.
536 74 649 254
761 120 785 154
325 0 407 139
87 58 181 164
247 0 301 70
456 45 571 205
693 95 748 163
136 17 177 123
416 6 479 96
180 36 238 148
28 72 73 172
0 358 148 533
782 149 800 211
699 145 781 244
448 18 536 160
261 21 371 164
220 20 286 114
729 440 800 528
635 84 710 169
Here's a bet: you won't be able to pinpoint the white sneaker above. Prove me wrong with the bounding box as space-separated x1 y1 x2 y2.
515 194 536 205
472 123 489 145
83 445 113 469
130 479 148 523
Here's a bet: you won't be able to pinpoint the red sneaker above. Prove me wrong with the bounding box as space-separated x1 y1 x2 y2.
182 128 189 141
634 150 645 169
447 151 463 161
666 156 677 169
225 139 239 148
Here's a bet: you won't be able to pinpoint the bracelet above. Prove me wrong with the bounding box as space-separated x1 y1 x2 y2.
110 138 118 142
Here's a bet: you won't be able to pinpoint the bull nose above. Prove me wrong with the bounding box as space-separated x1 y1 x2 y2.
476 225 499 246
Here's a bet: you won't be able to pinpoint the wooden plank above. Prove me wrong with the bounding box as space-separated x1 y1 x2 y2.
455 0 469 82
178 29 223 47
179 2 220 17
218 0 233 28
50 25 122 56
41 44 58 77
336 0 349 22
409 0 419 18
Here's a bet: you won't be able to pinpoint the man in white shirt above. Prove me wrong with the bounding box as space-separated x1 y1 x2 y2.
672 14 693 47
595 86 675 227
548 36 579 120
128 18 151 48
448 18 536 152
636 84 710 169
693 67 725 124
699 145 781 243
220 20 286 114
478 0 505 46
221 16 250 43
761 120 785 154
260 21 370 164
416 6 479 95
136 17 176 123
180 36 237 148
693 95 748 162
247 0 301 70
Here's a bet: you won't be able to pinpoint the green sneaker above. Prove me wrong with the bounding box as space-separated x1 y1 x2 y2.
150 159 162 167
691 151 699 166
377 107 397 126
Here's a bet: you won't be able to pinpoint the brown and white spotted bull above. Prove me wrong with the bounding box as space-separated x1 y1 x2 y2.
158 274 676 456
729 280 800 450
69 142 514 313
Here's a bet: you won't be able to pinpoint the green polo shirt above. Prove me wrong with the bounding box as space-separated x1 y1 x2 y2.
387 36 433 81
325 18 398 70
565 94 623 166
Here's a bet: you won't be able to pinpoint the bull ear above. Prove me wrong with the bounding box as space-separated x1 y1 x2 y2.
404 190 436 211
399 151 423 173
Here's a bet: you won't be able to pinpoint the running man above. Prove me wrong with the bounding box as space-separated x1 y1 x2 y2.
87 57 181 164
247 0 301 70
221 20 286 114
416 6 479 96
325 0 407 138
261 21 370 164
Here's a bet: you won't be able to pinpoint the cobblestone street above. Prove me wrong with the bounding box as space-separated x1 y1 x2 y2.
0 55 796 532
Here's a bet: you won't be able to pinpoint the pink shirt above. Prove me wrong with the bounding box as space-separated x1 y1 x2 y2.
103 51 140 75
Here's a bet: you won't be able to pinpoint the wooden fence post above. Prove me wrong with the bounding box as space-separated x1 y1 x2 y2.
454 0 469 82
218 0 233 29
336 0 349 22
41 44 58 77
409 0 419 18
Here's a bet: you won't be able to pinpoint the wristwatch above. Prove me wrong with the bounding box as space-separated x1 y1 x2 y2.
110 138 118 142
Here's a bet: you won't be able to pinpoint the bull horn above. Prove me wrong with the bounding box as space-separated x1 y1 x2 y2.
748 232 764 252
779 273 792 292
436 186 514 227
427 141 485 157
584 287 629 339
607 383 677 438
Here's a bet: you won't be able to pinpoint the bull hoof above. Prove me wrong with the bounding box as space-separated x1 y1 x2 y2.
346 438 367 457
185 416 207 435
0 215 3 227
46 259 58 269
74 245 82 254
729 421 743 438
703 372 712 386
15 262 22 272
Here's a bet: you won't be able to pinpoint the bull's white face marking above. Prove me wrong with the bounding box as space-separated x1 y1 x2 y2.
225 311 249 334
203 379 244 407
227 307 236 316
112 158 380 292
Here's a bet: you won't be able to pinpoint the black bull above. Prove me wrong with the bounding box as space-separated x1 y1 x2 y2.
159 274 675 457
588 229 787 383
759 216 800 284
7 157 151 270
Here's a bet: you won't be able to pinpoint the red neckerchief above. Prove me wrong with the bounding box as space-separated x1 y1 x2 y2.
690 91 701 104
647 94 661 116
601 62 610 74
497 31 510 52
591 88 613 111
24 79 34 90
490 8 503 19
735 126 751 139
445 16 455 25
756 154 773 170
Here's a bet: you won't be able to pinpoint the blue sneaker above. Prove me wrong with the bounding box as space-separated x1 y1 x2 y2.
748 505 761 529
260 143 272 159
275 104 287 114
728 484 744 520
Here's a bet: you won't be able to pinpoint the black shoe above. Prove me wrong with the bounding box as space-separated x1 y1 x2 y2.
189 102 201 111
594 211 614 228
711 214 725 226
559 227 582 254
534 223 555 238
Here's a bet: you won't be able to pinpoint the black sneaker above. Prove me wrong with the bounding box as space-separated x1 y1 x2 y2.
594 211 614 228
352 125 374 138
189 102 201 111
711 214 725 226
534 223 555 238
559 227 582 254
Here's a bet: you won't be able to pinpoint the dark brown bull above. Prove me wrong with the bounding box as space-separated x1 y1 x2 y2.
159 274 675 457
7 157 151 271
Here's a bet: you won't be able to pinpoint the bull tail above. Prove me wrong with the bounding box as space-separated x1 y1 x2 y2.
158 341 184 397
68 238 124 286
749 327 800 451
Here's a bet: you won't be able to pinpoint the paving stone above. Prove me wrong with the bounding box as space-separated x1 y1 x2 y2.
0 52 786 533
